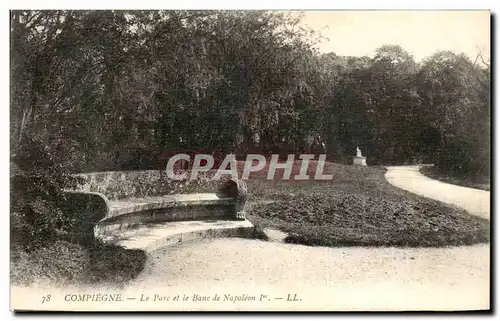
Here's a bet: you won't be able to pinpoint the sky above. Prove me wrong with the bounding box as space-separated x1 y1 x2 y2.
299 11 491 62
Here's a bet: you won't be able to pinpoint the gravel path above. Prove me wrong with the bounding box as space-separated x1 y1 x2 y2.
118 166 490 311
385 165 490 219
119 239 488 311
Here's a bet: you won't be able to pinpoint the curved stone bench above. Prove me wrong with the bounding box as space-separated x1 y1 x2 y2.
106 193 235 219
63 171 255 252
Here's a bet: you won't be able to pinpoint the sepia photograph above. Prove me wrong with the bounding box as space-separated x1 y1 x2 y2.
8 8 491 312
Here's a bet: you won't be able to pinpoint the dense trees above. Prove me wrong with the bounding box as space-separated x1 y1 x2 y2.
11 10 490 175
417 51 490 175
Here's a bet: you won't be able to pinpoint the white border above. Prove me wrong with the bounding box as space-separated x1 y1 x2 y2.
1 1 497 320
2 0 499 10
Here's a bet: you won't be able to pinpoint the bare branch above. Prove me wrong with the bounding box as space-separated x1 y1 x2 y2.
474 45 490 68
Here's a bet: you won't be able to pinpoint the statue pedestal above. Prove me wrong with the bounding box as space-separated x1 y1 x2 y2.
353 156 367 166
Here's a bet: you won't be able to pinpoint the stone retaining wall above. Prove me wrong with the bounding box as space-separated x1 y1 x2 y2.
73 170 222 200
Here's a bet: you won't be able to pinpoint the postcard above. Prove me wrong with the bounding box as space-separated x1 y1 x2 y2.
9 9 491 312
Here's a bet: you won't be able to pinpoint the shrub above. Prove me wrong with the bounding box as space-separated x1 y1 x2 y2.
10 136 83 251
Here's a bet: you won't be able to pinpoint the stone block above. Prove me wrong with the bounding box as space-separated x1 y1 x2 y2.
353 156 367 166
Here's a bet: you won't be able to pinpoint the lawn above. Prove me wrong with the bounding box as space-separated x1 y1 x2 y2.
245 162 490 247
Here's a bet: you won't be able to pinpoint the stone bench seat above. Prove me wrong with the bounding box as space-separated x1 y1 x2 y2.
107 193 234 218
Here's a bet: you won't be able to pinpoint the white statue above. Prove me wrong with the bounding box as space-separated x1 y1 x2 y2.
356 146 362 157
353 146 367 166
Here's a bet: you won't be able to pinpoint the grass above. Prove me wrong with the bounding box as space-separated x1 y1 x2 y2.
10 240 147 287
419 165 490 191
245 162 490 247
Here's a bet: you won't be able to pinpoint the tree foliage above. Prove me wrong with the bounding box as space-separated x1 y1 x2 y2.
11 10 490 174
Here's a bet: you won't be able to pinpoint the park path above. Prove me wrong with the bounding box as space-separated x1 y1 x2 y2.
385 165 490 220
13 166 490 311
